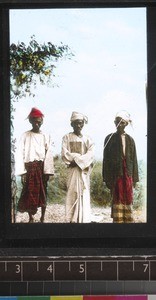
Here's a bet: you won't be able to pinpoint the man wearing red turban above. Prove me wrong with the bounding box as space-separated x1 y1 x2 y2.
16 107 54 223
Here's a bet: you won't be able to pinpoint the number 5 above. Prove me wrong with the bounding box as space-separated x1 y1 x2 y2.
79 264 85 273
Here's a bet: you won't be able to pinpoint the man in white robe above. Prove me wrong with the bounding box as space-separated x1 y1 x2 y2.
61 111 94 223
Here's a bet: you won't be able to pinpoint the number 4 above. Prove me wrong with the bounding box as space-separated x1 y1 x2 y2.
47 264 53 273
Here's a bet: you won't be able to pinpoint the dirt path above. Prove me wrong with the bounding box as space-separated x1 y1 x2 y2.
15 203 146 223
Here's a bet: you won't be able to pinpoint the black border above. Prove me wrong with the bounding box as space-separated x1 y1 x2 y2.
1 0 156 252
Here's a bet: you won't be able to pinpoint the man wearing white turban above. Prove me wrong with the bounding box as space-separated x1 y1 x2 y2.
61 111 94 223
102 110 139 223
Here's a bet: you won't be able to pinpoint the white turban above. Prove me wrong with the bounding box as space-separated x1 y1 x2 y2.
70 111 88 124
115 110 132 124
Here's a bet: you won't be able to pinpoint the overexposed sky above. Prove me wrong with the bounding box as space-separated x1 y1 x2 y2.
10 8 147 161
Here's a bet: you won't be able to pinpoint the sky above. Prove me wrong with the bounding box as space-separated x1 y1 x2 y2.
10 7 147 161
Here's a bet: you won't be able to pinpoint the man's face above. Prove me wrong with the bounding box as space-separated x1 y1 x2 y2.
115 117 128 133
72 119 84 136
31 117 43 132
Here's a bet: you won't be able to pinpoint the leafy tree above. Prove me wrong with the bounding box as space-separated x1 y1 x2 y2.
10 35 74 101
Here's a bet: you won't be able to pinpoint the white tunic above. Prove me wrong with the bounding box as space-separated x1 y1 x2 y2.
16 130 54 176
61 132 94 223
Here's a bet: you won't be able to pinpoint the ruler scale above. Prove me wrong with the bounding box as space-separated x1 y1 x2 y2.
0 256 156 282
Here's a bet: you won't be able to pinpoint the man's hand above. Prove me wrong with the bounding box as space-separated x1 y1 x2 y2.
70 161 77 167
43 174 50 183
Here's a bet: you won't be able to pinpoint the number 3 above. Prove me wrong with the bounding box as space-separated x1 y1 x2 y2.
16 264 21 274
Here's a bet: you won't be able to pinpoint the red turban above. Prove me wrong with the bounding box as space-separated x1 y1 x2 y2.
28 107 44 119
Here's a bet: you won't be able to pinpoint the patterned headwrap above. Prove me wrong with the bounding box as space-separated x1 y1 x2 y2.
70 111 88 124
115 110 132 124
27 107 44 120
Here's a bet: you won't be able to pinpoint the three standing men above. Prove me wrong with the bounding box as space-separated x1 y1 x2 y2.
16 108 139 224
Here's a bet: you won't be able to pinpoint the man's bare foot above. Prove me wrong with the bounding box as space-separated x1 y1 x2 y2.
40 216 44 223
29 217 34 223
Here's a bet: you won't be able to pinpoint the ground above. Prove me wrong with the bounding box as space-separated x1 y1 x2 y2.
15 203 146 223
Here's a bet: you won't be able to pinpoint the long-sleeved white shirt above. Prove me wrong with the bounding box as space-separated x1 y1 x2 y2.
16 130 54 175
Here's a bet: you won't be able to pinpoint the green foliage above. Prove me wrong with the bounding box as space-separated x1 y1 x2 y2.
133 160 147 210
47 156 67 204
90 161 111 206
10 35 74 101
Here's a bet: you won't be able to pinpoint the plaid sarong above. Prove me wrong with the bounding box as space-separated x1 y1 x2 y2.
112 203 133 223
17 161 47 215
113 158 133 205
111 158 134 223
